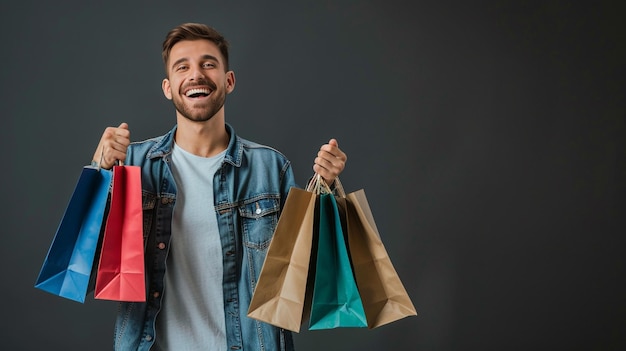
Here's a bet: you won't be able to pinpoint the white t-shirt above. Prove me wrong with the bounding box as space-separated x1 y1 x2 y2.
154 143 227 350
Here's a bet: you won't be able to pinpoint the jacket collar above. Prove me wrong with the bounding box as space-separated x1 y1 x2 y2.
145 123 243 167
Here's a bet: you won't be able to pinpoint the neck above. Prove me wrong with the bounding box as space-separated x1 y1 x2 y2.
174 112 229 158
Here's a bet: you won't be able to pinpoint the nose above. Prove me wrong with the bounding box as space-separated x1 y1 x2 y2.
189 65 205 81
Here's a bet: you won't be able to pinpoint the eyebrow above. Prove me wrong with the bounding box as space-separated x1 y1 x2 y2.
170 54 220 70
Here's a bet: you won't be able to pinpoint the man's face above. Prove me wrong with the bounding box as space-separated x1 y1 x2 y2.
162 39 235 122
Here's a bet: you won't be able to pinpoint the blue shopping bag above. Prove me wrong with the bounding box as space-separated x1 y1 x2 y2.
309 193 367 330
35 166 112 303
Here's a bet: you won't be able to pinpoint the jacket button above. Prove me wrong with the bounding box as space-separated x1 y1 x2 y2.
145 335 153 341
153 291 160 298
158 242 166 250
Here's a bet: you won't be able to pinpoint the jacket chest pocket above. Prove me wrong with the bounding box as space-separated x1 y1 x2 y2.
239 197 280 250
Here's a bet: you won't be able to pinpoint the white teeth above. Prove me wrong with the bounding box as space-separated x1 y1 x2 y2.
185 88 210 97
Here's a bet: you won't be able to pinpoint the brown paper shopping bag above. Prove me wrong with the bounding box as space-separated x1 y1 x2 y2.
247 186 317 332
343 184 417 328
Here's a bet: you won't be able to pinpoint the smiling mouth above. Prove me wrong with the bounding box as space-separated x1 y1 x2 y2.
185 87 212 98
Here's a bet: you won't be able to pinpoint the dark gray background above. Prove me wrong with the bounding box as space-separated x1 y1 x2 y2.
1 1 624 350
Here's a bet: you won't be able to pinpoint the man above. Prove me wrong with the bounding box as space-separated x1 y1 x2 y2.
92 23 347 350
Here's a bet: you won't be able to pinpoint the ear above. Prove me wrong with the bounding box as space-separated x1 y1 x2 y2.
225 71 236 94
162 78 172 100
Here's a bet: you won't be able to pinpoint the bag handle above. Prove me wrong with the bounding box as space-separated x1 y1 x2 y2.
305 173 346 197
306 173 332 194
332 176 346 198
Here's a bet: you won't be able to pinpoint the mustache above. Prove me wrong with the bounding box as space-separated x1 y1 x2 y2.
182 78 217 91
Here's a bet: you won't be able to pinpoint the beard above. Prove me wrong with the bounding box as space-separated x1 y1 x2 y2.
172 78 226 122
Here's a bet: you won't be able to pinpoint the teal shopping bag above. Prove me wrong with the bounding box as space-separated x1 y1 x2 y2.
35 166 112 303
308 193 367 330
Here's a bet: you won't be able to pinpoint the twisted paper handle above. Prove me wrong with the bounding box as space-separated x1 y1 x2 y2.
305 173 346 197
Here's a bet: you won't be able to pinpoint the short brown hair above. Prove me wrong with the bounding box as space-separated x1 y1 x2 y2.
162 23 230 73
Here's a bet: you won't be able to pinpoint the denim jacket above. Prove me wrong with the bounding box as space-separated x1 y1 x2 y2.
113 123 296 351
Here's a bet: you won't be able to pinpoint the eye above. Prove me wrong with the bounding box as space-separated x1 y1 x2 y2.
175 64 188 72
203 62 216 69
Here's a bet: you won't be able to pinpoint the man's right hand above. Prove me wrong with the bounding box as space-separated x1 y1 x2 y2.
92 122 130 169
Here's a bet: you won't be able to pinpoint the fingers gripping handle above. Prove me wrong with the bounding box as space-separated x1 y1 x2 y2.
93 147 123 171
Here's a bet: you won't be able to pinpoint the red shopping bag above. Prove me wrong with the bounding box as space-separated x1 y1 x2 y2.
94 165 146 301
